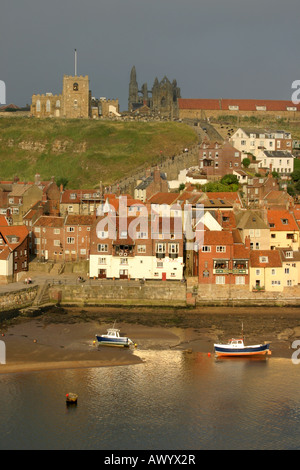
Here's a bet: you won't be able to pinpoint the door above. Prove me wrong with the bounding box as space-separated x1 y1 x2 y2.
162 272 167 281
98 269 107 279
119 269 128 280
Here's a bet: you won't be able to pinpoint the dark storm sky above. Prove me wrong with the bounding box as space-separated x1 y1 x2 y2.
1 0 300 110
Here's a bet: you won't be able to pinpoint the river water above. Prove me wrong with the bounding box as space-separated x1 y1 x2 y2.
0 349 300 450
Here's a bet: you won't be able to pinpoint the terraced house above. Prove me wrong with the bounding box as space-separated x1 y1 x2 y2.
89 215 184 280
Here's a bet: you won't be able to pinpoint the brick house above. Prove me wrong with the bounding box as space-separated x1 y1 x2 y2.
195 230 250 287
246 174 279 206
199 140 242 178
32 214 95 261
64 214 95 261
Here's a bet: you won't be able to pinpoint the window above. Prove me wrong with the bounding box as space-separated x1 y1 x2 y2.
168 243 179 254
97 244 108 252
156 243 166 253
98 257 106 265
216 246 226 252
98 231 108 239
36 100 41 112
157 261 164 268
285 268 290 274
137 245 146 253
68 205 73 213
54 240 60 246
120 258 128 265
235 276 245 285
67 237 75 244
67 227 75 232
35 227 40 233
281 219 288 225
202 246 211 252
256 105 266 111
216 276 225 285
259 256 268 263
256 269 261 276
271 269 276 275
271 280 281 285
54 228 60 234
46 100 51 112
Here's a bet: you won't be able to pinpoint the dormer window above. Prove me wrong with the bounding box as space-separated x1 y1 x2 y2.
259 256 268 263
281 219 288 225
285 251 293 258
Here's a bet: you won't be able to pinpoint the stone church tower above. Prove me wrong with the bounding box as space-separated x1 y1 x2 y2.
62 75 91 118
128 66 139 110
128 66 181 118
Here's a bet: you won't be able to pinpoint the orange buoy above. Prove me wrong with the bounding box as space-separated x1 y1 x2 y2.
208 352 211 357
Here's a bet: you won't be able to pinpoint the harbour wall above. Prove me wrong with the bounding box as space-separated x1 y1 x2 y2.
48 281 187 307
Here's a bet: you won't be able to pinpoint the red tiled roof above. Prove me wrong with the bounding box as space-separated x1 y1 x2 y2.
147 192 179 205
0 246 11 260
233 244 250 259
65 214 95 226
33 216 64 228
250 250 282 267
179 98 300 112
203 230 234 245
267 209 299 231
0 225 28 249
0 215 10 226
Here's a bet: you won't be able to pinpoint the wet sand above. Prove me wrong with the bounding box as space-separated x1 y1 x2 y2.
0 305 300 374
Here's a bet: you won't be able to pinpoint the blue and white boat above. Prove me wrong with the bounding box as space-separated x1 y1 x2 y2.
214 338 270 357
96 325 133 348
214 323 271 357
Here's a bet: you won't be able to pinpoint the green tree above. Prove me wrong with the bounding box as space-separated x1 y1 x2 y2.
242 157 251 168
220 174 239 186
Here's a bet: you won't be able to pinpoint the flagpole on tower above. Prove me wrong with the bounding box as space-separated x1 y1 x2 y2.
74 49 77 76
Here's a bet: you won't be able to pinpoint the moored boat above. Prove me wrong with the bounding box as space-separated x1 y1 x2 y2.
214 322 271 357
96 324 133 348
214 338 270 357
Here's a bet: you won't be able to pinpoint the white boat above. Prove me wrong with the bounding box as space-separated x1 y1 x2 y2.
214 338 270 357
95 324 133 348
214 323 271 357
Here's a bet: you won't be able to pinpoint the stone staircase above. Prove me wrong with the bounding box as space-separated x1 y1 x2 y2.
49 263 65 275
32 281 50 307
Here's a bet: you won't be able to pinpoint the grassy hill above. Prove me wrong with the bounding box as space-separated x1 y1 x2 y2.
0 118 198 188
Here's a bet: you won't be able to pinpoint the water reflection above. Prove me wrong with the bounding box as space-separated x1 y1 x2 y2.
0 352 300 449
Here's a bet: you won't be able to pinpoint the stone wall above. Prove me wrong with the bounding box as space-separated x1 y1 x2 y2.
49 281 187 307
111 145 200 196
196 284 300 306
0 286 38 312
